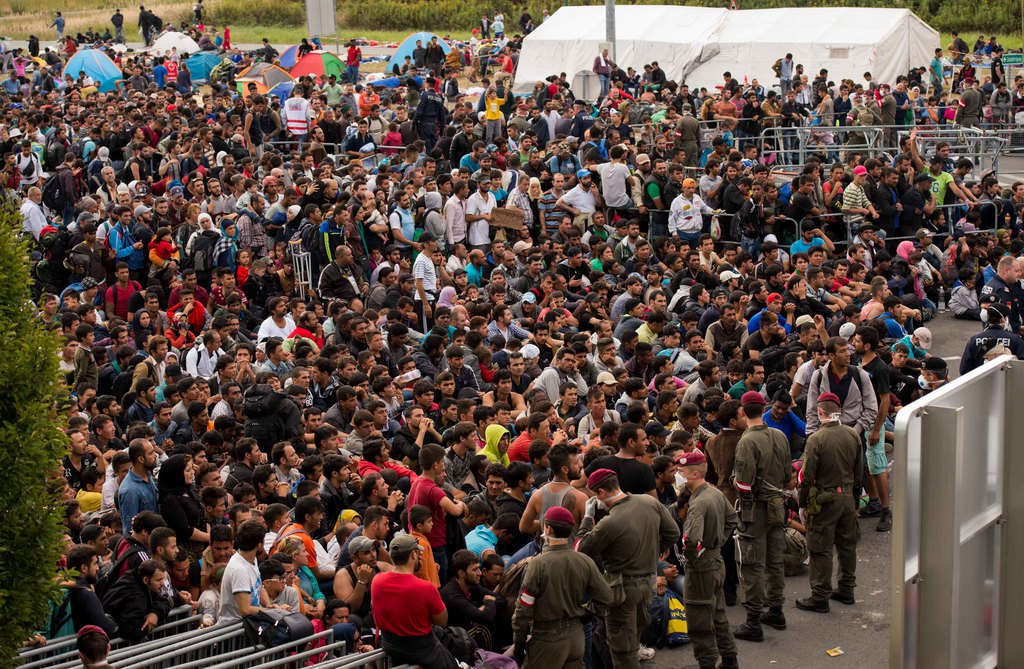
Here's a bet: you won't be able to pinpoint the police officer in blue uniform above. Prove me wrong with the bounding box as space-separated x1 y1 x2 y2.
414 77 448 152
960 302 1024 375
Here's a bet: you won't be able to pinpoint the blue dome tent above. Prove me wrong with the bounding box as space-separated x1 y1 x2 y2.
65 48 123 92
385 32 452 73
278 45 300 69
186 52 225 83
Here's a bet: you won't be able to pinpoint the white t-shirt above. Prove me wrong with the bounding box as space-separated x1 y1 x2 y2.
256 315 295 342
596 162 632 208
219 552 261 622
561 184 598 213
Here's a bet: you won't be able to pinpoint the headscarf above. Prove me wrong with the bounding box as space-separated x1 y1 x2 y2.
158 454 191 502
480 424 510 466
896 240 923 299
220 218 239 270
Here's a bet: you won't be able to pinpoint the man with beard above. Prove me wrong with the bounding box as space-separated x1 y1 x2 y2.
63 545 117 637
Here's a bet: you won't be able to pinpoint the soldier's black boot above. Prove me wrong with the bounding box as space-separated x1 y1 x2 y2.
761 606 787 630
732 612 764 641
718 655 739 669
795 596 830 613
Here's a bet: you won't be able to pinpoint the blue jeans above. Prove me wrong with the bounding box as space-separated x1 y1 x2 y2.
345 65 359 84
677 230 701 243
433 546 448 583
598 74 610 100
741 235 761 259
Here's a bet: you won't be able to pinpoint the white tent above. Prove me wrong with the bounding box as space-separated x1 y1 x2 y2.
149 31 201 55
513 6 728 96
515 6 938 98
686 8 938 92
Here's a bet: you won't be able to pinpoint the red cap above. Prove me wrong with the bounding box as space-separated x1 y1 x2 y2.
676 450 706 466
740 391 767 407
817 392 842 406
586 468 617 489
766 293 782 304
544 506 575 526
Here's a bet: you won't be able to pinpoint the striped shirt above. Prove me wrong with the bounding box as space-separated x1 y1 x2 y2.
412 253 437 302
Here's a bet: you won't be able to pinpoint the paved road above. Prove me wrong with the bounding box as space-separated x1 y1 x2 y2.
647 310 977 669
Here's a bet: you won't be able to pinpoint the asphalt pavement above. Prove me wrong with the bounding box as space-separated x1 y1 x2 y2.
647 311 978 669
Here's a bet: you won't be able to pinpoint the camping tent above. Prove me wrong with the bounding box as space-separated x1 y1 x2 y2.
686 8 938 91
235 62 294 94
514 6 938 98
278 45 301 69
150 31 200 55
186 52 225 83
514 6 727 97
386 32 453 73
290 51 345 82
65 48 123 93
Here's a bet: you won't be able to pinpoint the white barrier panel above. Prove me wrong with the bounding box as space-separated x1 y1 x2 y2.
891 355 1024 668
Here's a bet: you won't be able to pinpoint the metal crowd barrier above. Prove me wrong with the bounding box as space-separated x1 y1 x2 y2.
115 622 250 669
18 606 197 669
309 649 387 668
204 629 336 669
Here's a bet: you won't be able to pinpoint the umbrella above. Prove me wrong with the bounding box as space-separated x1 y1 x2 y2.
186 52 225 83
150 31 200 55
386 32 453 73
65 48 123 93
235 62 294 95
289 51 344 83
277 45 300 69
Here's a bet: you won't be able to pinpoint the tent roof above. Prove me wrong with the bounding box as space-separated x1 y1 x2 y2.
150 31 200 54
515 6 938 96
65 48 122 92
236 62 294 87
386 32 454 72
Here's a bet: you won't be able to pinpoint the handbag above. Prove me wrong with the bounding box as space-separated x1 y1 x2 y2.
243 609 314 648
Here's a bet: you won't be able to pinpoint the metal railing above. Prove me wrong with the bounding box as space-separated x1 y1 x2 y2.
115 622 250 669
309 650 387 668
204 629 336 669
18 606 198 669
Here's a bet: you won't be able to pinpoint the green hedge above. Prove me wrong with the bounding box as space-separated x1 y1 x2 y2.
197 0 1020 35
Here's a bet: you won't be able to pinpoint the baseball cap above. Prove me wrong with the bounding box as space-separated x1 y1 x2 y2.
635 153 651 165
544 506 575 526
645 421 671 438
676 450 706 466
853 165 868 176
389 533 424 555
839 322 857 339
520 343 540 359
740 391 766 407
576 168 591 179
795 314 815 327
513 240 533 253
915 228 934 239
682 178 697 188
522 292 537 304
586 468 617 489
766 293 782 304
913 327 933 350
348 536 375 554
719 269 741 282
81 277 99 290
133 205 151 217
596 371 617 386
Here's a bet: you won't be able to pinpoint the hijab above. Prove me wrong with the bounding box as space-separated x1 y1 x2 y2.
158 454 191 502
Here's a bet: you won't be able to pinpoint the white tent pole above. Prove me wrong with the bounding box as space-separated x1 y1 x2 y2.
605 0 616 60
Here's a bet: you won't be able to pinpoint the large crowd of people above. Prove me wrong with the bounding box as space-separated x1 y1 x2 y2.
7 11 1024 669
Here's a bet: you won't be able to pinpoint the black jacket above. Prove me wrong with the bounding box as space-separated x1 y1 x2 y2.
101 571 171 642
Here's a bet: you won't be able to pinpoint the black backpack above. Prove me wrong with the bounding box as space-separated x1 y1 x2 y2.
41 173 67 213
187 232 219 273
94 540 144 600
433 625 476 664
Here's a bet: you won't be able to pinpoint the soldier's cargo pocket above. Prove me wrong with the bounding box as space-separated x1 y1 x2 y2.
604 571 626 607
766 497 786 527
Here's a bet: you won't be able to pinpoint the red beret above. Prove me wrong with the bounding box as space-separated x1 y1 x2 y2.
817 392 842 406
676 450 706 466
586 468 617 489
77 624 109 640
740 391 767 407
544 506 575 526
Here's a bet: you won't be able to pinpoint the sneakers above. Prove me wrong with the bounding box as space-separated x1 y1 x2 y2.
859 498 882 518
876 508 893 532
637 644 656 662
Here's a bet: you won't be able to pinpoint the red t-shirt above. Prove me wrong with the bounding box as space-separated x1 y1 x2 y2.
507 432 532 462
105 280 142 320
371 571 445 636
407 477 447 548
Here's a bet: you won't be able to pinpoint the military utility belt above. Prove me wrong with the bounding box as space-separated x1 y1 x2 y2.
805 484 853 517
818 485 854 495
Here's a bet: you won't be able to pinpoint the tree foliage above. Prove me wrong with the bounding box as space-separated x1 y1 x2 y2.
0 193 68 662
